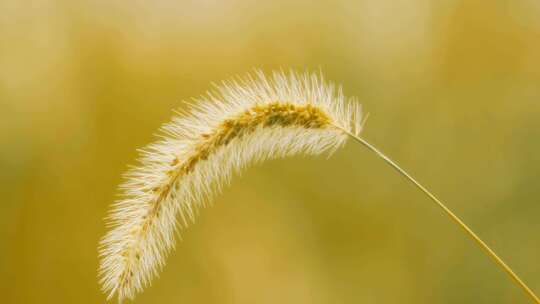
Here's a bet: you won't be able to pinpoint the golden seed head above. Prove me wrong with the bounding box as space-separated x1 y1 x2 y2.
99 70 362 302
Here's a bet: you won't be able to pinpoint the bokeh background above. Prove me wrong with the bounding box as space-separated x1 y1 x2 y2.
2 0 540 303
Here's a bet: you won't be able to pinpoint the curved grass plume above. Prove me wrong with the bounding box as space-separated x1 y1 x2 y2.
99 70 539 303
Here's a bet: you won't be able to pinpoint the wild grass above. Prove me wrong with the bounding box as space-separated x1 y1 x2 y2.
99 70 539 303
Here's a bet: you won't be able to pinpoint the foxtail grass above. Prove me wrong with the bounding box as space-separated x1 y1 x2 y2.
99 70 539 303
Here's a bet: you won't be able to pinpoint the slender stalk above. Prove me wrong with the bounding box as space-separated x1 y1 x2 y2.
341 128 540 304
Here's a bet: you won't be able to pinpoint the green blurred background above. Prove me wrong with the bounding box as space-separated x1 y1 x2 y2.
1 0 540 303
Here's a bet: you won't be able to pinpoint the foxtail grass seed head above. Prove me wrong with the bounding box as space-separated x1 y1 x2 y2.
99 70 362 302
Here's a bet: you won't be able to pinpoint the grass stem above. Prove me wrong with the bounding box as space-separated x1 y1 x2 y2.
341 128 540 304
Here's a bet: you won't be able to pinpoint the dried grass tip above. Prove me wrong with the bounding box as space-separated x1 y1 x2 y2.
99 70 363 302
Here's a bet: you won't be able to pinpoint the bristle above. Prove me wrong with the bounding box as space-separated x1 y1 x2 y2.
99 70 362 301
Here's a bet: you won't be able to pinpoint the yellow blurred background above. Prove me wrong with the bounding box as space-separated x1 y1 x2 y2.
2 0 540 303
